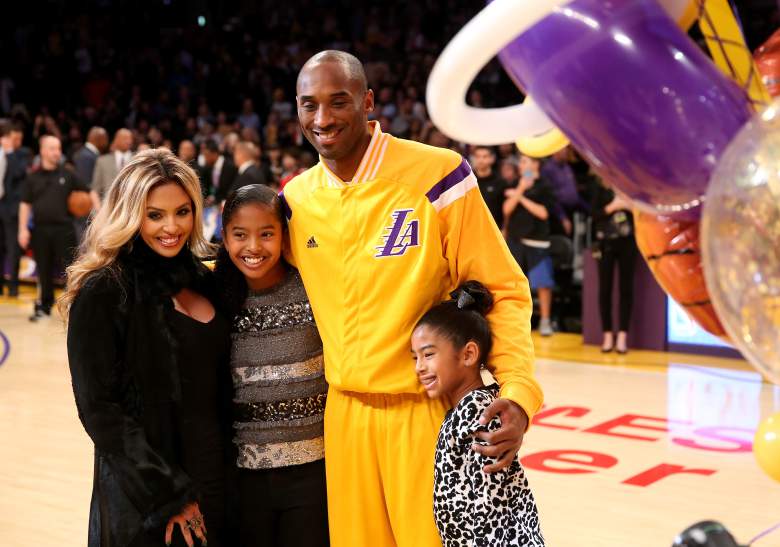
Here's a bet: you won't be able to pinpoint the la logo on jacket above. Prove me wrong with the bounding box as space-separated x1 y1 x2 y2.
375 209 419 258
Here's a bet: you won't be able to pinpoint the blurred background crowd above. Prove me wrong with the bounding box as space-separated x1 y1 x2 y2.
0 0 777 333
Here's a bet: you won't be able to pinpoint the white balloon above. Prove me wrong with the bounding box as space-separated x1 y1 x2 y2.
425 0 571 145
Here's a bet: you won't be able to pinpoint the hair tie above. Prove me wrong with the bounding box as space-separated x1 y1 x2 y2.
450 288 476 310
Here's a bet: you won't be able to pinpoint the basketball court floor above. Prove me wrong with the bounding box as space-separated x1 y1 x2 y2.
1 287 779 546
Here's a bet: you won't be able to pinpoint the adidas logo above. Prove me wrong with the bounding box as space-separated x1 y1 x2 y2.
306 236 319 249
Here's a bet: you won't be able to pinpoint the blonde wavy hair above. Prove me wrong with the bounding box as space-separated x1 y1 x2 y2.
59 148 211 320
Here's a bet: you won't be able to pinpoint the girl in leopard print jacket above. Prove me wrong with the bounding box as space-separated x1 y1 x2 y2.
411 281 545 547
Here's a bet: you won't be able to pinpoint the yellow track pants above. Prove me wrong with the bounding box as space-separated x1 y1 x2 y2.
324 387 448 547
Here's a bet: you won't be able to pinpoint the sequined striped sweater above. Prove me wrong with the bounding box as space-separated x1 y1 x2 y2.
230 268 326 469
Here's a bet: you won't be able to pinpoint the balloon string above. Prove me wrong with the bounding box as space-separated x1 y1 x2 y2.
748 520 780 545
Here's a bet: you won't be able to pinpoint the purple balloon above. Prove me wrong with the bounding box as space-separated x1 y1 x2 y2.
497 0 753 216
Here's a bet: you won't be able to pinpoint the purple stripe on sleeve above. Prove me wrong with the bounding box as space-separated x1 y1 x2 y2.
425 158 471 204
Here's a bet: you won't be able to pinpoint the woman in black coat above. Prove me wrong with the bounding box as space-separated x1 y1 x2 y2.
60 149 233 546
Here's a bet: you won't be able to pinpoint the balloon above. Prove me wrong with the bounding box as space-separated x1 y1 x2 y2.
672 521 741 547
634 211 726 337
512 0 697 159
696 0 770 107
754 412 780 482
425 0 570 146
496 0 752 217
657 0 698 28
426 0 701 149
701 99 780 385
755 29 780 98
514 97 569 157
427 0 752 216
516 0 697 159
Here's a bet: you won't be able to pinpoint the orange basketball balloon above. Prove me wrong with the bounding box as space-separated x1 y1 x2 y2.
755 29 780 97
68 190 92 218
634 212 726 338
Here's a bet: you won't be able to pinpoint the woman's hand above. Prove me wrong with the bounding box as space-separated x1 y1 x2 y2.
517 176 533 194
165 502 207 546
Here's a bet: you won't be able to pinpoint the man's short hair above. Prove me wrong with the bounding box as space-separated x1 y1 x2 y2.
472 145 495 155
234 141 259 160
202 139 220 154
298 50 368 92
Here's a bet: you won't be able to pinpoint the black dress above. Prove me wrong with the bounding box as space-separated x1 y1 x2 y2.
129 309 231 547
170 310 230 544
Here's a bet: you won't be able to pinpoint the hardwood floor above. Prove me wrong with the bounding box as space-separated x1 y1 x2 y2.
1 289 778 546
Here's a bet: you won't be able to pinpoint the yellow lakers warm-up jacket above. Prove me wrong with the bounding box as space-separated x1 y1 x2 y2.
281 124 543 420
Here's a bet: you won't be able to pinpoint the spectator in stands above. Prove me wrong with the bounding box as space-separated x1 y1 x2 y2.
178 139 202 197
266 143 283 182
541 147 589 236
230 141 267 195
591 175 636 354
503 154 556 336
19 135 87 320
178 139 197 165
264 112 281 148
497 143 519 166
90 128 133 210
73 127 108 186
147 126 164 148
222 132 239 157
471 145 506 228
237 98 260 132
499 160 519 198
201 139 238 205
269 87 294 122
9 123 32 165
0 122 30 297
278 148 303 189
32 109 62 141
72 126 108 240
193 121 217 148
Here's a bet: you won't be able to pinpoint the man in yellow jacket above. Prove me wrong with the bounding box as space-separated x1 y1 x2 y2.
282 50 544 547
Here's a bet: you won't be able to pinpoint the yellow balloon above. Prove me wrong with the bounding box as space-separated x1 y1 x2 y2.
754 412 780 482
515 127 569 158
697 0 771 108
514 96 569 158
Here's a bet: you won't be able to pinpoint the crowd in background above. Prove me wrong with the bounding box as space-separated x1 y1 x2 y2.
1 0 776 335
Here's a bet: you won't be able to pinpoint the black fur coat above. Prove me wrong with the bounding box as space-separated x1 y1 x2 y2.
66 241 232 546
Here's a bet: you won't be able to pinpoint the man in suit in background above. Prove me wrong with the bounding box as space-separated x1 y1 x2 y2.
0 122 30 297
72 127 108 240
178 139 197 166
9 123 32 166
228 141 267 197
90 128 133 211
201 139 238 205
73 127 108 186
